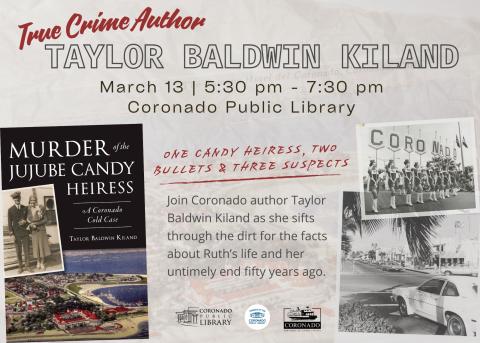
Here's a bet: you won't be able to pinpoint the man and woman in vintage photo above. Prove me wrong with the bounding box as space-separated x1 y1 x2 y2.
7 191 51 274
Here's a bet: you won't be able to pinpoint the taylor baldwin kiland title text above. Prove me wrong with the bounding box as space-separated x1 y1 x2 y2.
41 43 460 69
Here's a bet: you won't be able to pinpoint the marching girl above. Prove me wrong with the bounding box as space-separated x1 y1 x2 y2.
426 162 438 201
386 160 399 209
403 159 414 206
413 162 425 204
421 168 430 201
367 160 380 213
449 163 458 196
437 163 445 200
443 162 451 198
398 169 406 195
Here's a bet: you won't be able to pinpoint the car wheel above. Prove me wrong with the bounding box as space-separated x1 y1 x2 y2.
398 298 408 317
447 314 466 336
444 271 452 275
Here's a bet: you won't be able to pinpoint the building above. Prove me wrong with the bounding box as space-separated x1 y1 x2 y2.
104 306 130 315
53 309 100 330
432 238 479 267
176 307 199 325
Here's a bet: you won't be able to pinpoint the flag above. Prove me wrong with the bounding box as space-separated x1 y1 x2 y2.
462 136 468 148
456 135 461 148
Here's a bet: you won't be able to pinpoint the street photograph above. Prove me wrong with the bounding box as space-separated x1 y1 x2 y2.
338 192 479 336
356 118 478 219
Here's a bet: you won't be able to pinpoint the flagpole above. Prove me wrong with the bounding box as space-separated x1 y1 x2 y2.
458 122 465 170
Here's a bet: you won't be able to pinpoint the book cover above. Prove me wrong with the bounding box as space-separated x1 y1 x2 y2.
1 124 148 341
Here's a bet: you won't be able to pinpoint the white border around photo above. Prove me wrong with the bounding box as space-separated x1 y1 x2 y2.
356 117 480 220
2 183 65 279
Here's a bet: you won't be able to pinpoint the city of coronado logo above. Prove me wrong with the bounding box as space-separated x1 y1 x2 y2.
283 306 321 330
244 304 270 330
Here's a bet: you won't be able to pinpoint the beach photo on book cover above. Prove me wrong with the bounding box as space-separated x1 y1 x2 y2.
5 248 148 341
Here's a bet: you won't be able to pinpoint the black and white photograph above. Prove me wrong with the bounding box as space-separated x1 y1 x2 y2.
357 117 479 219
3 185 64 277
338 192 479 336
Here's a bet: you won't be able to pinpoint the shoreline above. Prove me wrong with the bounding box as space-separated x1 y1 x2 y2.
74 283 147 306
7 315 148 342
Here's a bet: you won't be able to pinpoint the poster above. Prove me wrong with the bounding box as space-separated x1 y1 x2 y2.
0 1 479 342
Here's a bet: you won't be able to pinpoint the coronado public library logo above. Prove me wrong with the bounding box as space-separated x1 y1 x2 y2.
176 307 232 327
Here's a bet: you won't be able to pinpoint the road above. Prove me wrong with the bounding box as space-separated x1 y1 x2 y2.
340 260 447 335
364 191 475 215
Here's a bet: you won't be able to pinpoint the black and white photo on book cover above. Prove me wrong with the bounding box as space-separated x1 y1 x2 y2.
3 184 64 278
1 124 148 341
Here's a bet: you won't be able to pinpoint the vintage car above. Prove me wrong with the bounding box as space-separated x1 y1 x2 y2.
391 276 477 336
381 262 404 272
440 264 478 277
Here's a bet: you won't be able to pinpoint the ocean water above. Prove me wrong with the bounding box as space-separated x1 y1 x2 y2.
135 321 149 338
92 285 148 306
127 321 149 339
64 250 147 274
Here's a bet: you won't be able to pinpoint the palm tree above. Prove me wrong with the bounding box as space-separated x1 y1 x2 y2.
342 192 443 261
379 251 386 261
